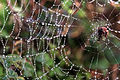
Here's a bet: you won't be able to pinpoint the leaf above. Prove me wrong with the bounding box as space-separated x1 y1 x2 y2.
0 64 4 76
54 68 64 76
37 71 48 80
63 0 72 11
0 64 4 80
78 9 86 18
23 62 34 77
4 54 23 68
8 69 18 78
104 48 119 64
16 77 25 80
36 52 54 67
86 72 91 79
76 73 82 80
36 52 46 63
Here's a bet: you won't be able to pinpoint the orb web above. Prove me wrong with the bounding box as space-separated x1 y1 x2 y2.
0 0 120 80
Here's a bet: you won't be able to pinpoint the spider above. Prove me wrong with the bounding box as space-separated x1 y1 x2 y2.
97 26 109 41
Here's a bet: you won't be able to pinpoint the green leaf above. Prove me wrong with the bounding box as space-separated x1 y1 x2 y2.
78 9 86 18
37 71 48 80
36 52 54 67
86 72 91 79
54 68 64 76
62 0 72 11
23 62 34 77
36 52 46 63
104 48 120 64
0 64 4 76
76 73 82 80
4 54 23 68
8 69 18 78
0 64 4 80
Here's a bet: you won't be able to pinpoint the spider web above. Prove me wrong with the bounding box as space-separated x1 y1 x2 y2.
0 0 120 80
